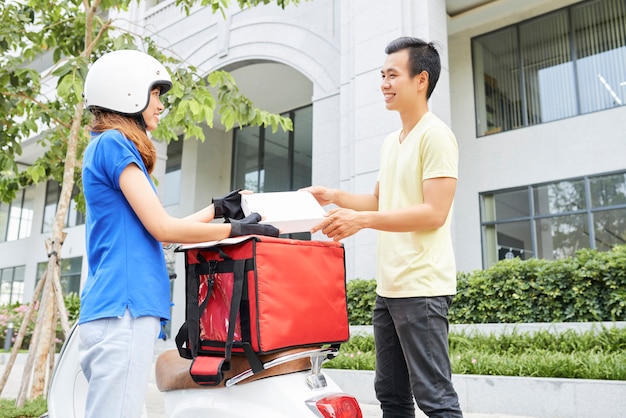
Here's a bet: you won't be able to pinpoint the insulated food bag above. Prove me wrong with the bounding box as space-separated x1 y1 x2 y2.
175 235 350 385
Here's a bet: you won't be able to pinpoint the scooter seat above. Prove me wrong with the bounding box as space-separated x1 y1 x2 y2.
155 348 315 391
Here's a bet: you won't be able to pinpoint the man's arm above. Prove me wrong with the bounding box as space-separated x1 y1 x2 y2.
313 177 456 241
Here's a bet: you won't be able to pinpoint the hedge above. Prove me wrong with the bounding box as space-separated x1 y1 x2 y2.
347 244 626 325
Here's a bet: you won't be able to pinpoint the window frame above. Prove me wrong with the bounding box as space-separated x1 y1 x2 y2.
471 0 626 137
480 170 626 268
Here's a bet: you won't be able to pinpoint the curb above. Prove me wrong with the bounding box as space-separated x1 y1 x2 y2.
324 369 626 418
340 323 626 418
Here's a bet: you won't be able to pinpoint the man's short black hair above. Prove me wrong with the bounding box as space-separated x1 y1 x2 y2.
385 37 441 99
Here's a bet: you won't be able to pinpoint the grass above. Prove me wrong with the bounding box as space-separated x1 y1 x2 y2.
324 326 626 380
0 397 47 418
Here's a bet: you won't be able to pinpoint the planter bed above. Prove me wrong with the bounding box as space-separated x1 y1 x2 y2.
338 323 626 417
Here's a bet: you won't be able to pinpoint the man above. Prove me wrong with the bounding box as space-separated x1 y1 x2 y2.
304 37 462 417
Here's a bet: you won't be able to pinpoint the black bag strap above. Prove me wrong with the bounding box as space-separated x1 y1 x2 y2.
175 251 255 358
176 253 214 359
176 245 265 384
222 259 246 366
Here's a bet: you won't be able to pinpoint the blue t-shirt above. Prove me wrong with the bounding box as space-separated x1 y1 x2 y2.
79 129 171 324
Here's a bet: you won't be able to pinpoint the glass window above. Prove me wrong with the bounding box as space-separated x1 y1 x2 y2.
472 27 522 135
232 105 312 193
535 214 589 259
42 181 85 234
520 10 577 124
482 188 530 222
593 208 626 251
3 187 35 241
233 125 263 192
0 266 25 305
484 220 533 266
36 256 83 296
232 105 312 240
161 138 183 207
533 180 586 215
291 106 313 190
472 0 626 136
573 0 626 113
481 170 626 267
263 124 290 192
0 201 9 242
589 172 626 207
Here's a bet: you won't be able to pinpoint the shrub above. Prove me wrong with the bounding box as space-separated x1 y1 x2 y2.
0 302 36 349
0 396 47 418
325 327 626 380
0 293 80 351
346 278 376 325
450 245 626 324
345 244 626 325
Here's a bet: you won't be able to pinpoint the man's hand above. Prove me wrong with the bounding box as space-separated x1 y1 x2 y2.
299 186 335 207
311 208 363 241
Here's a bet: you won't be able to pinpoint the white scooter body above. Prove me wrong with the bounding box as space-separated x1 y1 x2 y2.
47 324 88 418
47 324 362 418
163 370 346 418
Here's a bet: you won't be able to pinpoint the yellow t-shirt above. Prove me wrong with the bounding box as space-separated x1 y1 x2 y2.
376 112 459 297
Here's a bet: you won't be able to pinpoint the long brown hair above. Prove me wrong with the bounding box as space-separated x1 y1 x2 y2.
89 110 157 173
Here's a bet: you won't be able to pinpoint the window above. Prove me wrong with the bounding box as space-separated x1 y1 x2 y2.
0 186 35 242
36 256 83 296
472 0 626 136
161 138 183 207
232 105 312 192
42 180 85 234
231 105 312 239
480 171 626 267
0 266 25 305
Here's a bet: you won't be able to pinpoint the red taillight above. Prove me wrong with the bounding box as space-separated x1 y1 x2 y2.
314 393 363 418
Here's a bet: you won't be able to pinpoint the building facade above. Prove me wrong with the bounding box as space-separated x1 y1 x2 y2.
2 0 625 333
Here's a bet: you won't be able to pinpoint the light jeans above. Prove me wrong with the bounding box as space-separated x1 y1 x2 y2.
79 310 160 418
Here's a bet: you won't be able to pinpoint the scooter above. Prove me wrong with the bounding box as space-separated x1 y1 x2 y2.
45 323 363 418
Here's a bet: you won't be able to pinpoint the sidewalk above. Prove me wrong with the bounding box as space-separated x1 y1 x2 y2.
2 347 533 418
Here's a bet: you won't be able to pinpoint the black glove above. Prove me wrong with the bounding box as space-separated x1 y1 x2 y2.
212 189 245 220
229 213 280 238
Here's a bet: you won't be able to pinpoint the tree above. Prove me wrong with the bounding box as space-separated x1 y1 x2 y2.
0 0 299 405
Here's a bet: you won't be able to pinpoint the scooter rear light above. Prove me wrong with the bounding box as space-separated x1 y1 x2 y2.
313 393 363 418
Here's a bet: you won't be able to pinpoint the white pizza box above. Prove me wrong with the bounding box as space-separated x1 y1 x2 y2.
241 191 326 234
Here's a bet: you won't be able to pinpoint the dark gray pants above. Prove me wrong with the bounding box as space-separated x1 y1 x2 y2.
373 295 463 418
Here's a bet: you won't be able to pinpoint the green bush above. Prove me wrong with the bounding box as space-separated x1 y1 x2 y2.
0 293 80 351
450 245 626 324
345 244 626 325
0 397 47 418
346 278 376 325
325 327 626 380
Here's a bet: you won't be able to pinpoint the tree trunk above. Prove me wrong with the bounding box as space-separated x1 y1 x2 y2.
0 271 45 397
16 102 85 404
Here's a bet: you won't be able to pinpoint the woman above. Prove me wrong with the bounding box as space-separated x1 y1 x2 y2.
79 49 278 418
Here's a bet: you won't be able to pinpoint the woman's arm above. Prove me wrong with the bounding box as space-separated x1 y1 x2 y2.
119 164 231 243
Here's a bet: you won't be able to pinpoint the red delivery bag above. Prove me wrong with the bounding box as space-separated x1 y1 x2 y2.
175 235 349 385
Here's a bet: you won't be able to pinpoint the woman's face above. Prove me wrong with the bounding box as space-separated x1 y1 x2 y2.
142 87 164 132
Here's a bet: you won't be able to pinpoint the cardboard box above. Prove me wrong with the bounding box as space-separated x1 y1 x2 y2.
241 191 326 234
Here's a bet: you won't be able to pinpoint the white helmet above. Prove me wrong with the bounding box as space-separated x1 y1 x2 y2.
83 49 172 115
